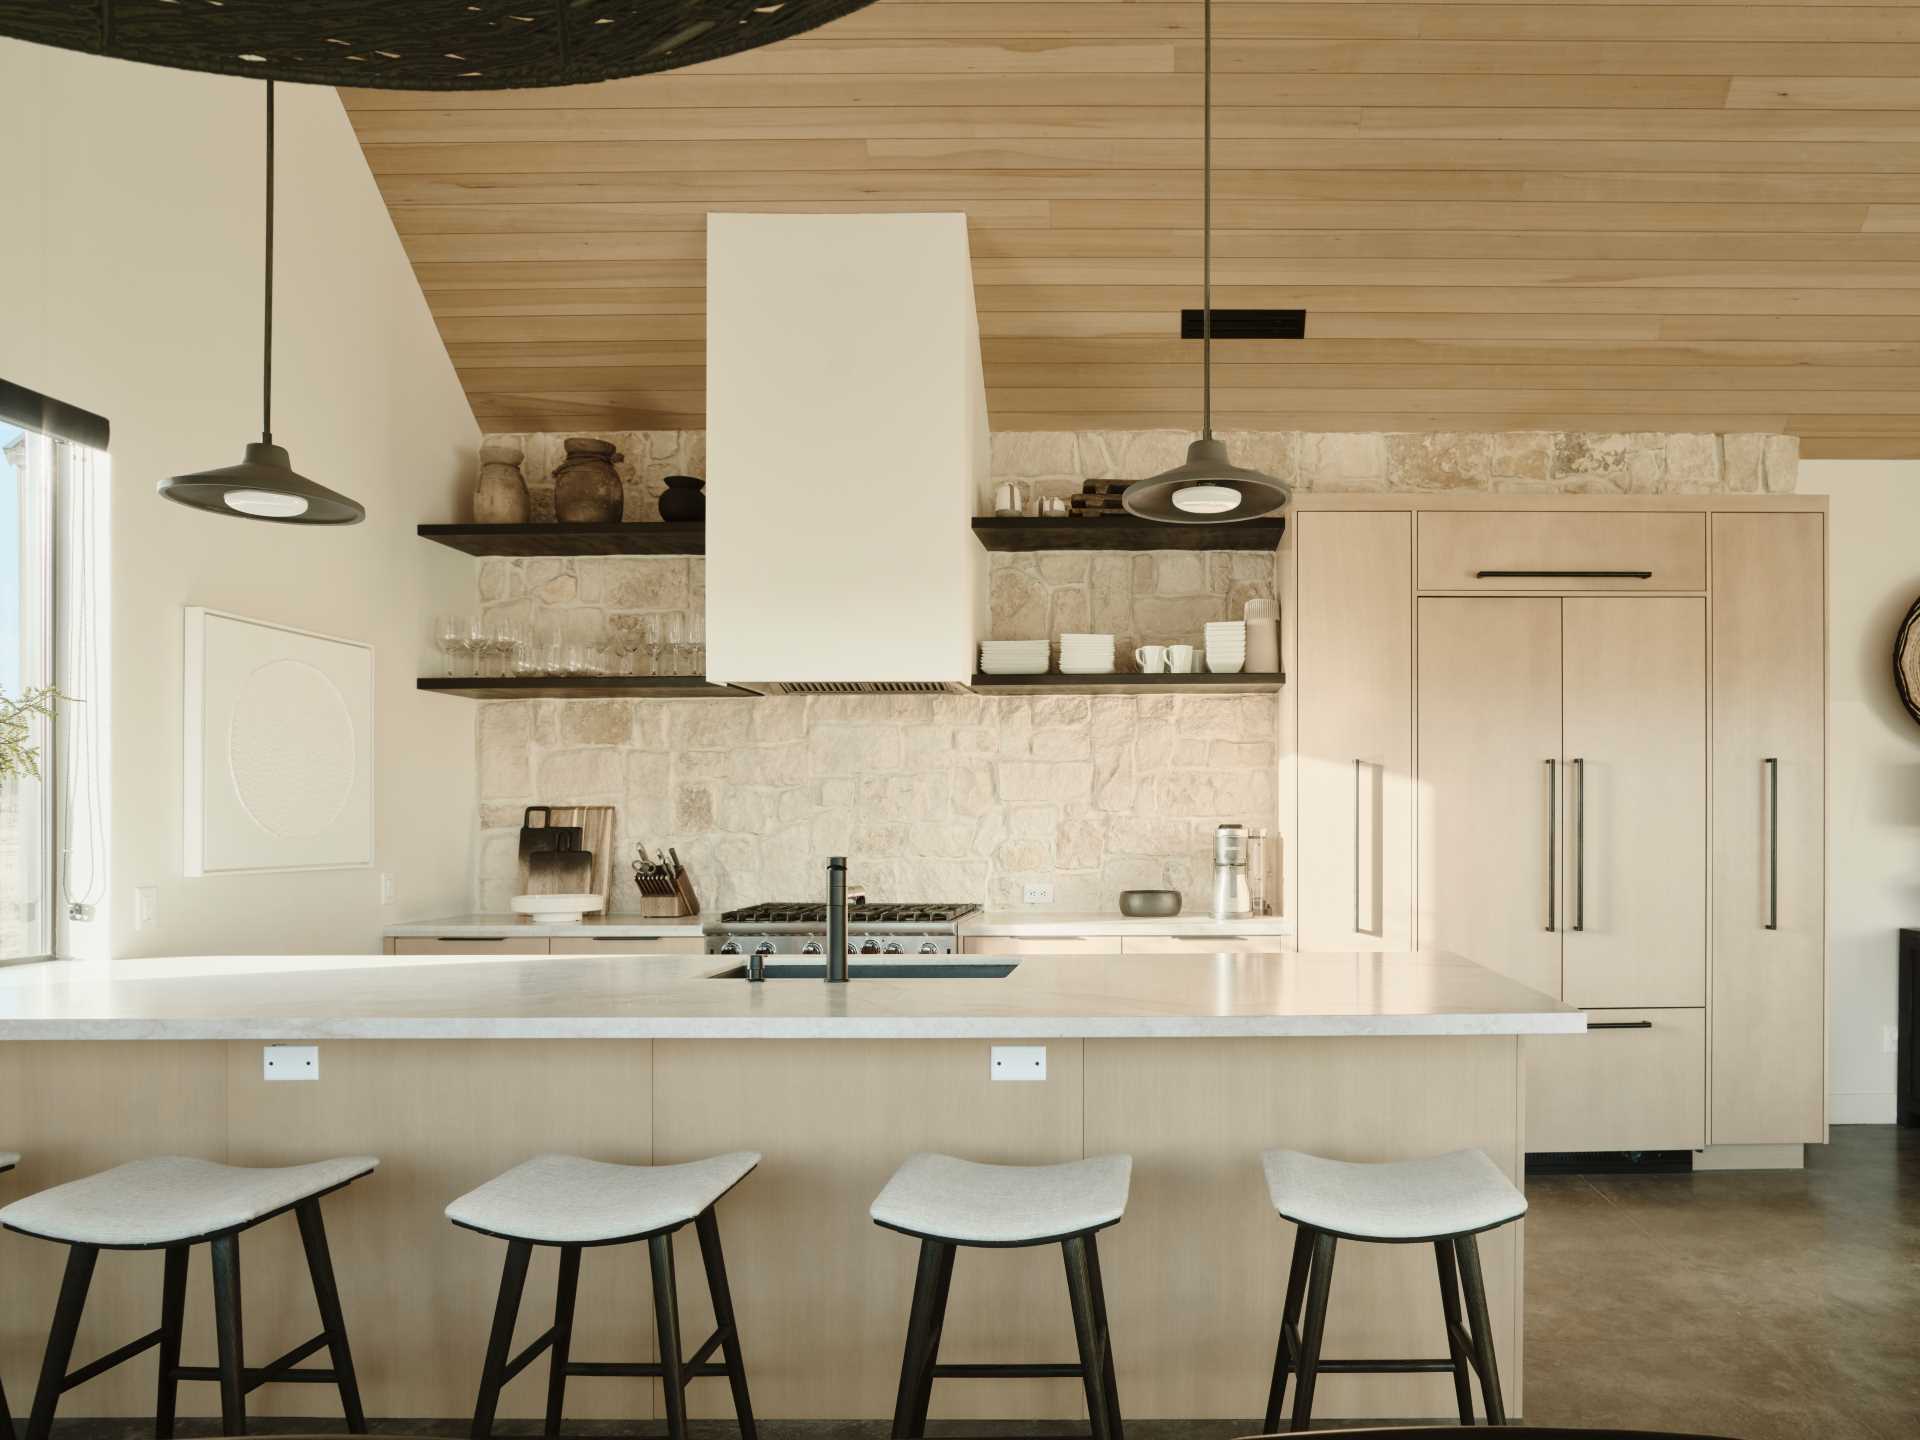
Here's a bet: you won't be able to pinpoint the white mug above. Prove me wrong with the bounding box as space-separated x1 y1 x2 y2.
1167 644 1197 673
1134 645 1167 674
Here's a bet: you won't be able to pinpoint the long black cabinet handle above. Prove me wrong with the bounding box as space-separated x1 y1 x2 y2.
1544 758 1557 934
1588 1020 1654 1030
1475 569 1654 579
1571 757 1586 933
1765 756 1780 930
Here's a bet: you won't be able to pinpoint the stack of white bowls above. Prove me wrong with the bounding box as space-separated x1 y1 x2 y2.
1058 633 1117 675
980 639 1050 675
1204 621 1247 674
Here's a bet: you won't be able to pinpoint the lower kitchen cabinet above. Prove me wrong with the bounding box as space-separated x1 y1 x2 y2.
548 937 694 956
1119 935 1291 954
962 936 1116 956
1526 1008 1707 1153
390 937 552 956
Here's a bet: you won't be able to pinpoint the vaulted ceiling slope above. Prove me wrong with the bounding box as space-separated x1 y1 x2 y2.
343 0 1920 458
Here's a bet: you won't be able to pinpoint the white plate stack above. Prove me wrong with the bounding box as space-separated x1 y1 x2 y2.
1204 621 1247 674
1058 633 1117 675
980 639 1051 675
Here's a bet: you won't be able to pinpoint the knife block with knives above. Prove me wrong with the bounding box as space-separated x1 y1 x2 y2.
632 845 699 918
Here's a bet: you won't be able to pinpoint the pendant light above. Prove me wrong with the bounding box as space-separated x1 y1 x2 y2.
1122 0 1292 525
161 83 365 526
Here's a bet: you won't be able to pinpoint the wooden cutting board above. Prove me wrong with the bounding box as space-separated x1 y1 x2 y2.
516 805 615 907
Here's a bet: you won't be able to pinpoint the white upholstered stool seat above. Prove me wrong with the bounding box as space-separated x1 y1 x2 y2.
0 1155 377 1248
446 1151 760 1245
871 1152 1132 1246
1262 1147 1525 1242
0 1151 17 1172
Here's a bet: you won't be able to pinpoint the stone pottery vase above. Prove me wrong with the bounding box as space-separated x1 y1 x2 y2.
552 437 625 523
658 473 706 523
472 444 530 524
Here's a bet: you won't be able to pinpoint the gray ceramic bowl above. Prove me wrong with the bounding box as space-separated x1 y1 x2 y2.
1119 889 1182 918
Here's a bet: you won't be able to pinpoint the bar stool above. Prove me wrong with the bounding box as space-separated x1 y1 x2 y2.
1260 1147 1526 1431
448 1151 760 1440
872 1152 1132 1440
0 1153 377 1439
0 1150 18 1440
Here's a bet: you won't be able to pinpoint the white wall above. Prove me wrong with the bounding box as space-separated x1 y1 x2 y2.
1798 460 1920 1122
0 41 479 956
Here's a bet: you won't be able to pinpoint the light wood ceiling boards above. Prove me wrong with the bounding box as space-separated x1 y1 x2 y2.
342 0 1920 458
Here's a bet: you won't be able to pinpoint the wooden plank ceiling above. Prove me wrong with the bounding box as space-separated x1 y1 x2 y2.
341 0 1920 458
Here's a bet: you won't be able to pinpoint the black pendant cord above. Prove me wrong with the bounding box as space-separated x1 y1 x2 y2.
1201 0 1212 443
263 79 274 447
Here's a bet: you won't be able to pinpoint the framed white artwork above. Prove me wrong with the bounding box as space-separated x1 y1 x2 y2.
184 607 374 876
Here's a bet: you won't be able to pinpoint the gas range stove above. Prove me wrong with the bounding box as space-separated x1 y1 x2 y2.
705 902 980 957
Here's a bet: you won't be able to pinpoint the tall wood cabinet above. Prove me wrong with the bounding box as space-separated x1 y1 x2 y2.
1293 498 1825 1156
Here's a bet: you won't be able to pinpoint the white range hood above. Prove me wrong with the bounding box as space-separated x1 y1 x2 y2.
705 213 989 693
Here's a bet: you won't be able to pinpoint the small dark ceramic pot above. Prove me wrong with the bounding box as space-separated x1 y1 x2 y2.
659 473 706 522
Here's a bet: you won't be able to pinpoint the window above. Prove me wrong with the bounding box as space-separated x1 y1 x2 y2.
1 383 109 963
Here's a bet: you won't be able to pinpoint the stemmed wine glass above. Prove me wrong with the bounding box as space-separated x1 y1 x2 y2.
435 614 464 676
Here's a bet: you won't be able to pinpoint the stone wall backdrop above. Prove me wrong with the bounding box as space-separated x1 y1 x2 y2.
468 427 1796 914
477 693 1277 915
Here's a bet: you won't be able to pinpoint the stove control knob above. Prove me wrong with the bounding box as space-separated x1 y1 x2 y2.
800 941 823 955
718 941 740 956
919 942 940 955
753 941 776 957
860 939 882 955
883 941 905 955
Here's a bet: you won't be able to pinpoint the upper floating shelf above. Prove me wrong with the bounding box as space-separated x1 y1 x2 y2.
417 522 704 557
971 516 1286 552
969 671 1284 696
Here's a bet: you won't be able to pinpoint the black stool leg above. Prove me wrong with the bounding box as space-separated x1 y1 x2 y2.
1454 1234 1508 1426
472 1239 532 1440
1288 1231 1337 1434
155 1244 190 1440
296 1200 367 1433
209 1234 247 1437
1082 1233 1124 1440
1262 1226 1314 1433
649 1232 689 1440
695 1207 759 1440
544 1245 581 1438
0 1369 12 1440
1063 1235 1116 1440
27 1244 97 1440
1434 1238 1477 1424
890 1239 954 1440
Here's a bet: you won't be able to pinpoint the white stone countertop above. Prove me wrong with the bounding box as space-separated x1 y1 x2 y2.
0 950 1580 1041
383 913 708 939
960 910 1295 938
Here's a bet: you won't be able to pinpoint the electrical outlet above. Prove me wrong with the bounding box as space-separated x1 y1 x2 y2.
1886 1024 1901 1054
264 1045 320 1082
1022 882 1054 905
134 886 157 932
379 872 396 906
990 1045 1047 1082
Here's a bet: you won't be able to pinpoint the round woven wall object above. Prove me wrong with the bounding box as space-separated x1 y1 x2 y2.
0 0 882 90
1897 596 1920 727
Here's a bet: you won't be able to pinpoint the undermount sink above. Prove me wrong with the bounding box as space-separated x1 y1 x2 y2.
707 962 1018 980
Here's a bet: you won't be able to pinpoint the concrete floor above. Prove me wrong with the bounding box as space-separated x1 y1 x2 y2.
1525 1125 1919 1439
36 1127 1919 1439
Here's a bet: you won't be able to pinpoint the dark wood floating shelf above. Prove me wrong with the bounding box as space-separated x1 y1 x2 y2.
416 522 705 557
969 671 1285 696
418 676 754 700
971 516 1286 553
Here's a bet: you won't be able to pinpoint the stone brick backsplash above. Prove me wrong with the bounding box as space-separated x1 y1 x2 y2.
477 693 1277 915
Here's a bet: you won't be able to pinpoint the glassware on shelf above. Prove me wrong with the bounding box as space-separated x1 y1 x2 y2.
435 614 464 676
638 614 663 677
687 612 707 678
662 613 688 677
611 623 642 677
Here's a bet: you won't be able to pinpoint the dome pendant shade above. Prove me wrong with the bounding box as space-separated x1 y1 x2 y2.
1120 438 1291 525
161 82 364 526
1120 0 1291 526
162 442 365 525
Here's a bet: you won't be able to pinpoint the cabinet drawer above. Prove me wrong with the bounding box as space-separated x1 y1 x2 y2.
1526 1008 1706 1153
392 937 551 956
1119 935 1292 954
547 937 693 956
1418 512 1706 591
961 936 1112 956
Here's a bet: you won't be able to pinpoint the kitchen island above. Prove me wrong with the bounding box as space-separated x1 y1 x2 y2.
0 950 1576 1425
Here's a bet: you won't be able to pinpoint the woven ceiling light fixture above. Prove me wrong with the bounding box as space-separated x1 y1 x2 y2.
0 0 883 89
